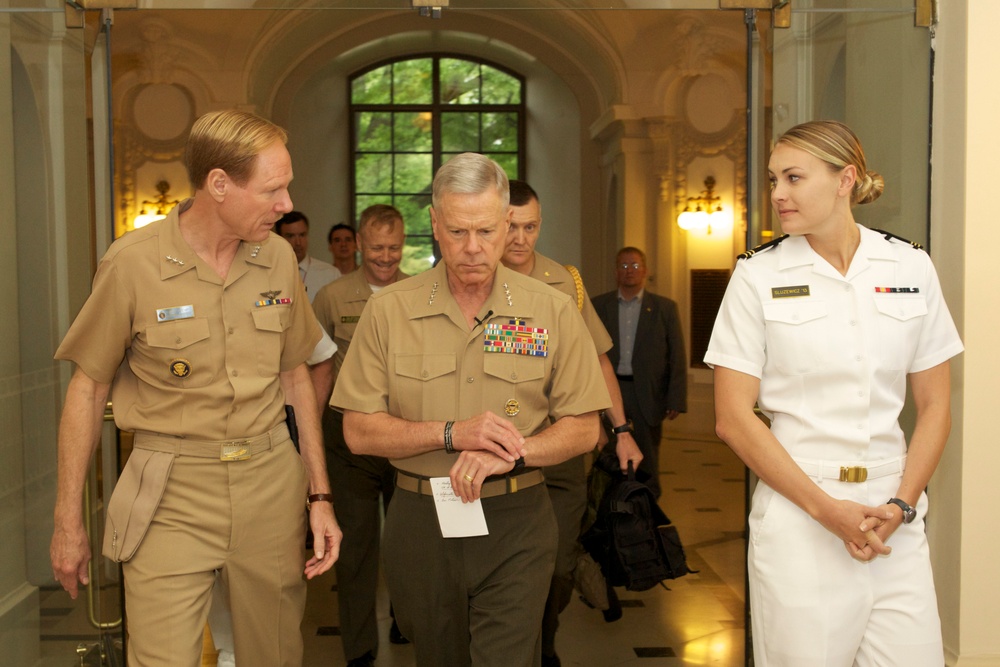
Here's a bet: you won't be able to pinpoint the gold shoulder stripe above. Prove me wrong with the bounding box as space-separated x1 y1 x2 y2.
870 228 924 250
738 234 789 260
563 264 585 311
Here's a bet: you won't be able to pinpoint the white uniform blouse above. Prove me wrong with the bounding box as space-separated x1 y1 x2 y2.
705 225 963 463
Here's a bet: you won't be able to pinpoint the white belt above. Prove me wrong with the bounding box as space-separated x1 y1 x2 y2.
793 455 906 483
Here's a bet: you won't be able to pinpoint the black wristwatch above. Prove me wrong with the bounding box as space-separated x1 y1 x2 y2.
611 420 634 435
887 498 916 524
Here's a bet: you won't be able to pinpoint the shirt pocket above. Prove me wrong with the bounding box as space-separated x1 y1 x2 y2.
393 353 457 422
141 318 214 388
483 354 547 431
873 294 927 370
761 299 832 375
252 305 290 376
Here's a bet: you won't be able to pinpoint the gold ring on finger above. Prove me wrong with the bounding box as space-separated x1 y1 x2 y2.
464 474 474 482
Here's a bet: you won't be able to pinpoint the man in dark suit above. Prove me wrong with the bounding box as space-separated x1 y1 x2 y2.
592 246 687 498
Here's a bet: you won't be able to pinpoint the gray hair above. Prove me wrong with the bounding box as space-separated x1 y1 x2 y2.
431 153 510 210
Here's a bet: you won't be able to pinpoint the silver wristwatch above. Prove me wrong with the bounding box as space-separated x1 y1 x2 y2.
887 497 916 524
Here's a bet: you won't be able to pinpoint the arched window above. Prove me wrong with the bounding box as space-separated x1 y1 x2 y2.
350 54 525 275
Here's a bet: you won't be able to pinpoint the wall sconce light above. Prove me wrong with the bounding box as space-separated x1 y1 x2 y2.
133 180 180 229
677 176 724 234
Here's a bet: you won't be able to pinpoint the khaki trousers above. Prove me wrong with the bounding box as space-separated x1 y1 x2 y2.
122 436 308 667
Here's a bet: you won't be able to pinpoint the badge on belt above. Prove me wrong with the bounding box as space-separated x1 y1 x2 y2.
483 318 548 357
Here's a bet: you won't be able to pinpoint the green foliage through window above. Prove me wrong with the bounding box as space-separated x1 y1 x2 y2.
350 55 524 276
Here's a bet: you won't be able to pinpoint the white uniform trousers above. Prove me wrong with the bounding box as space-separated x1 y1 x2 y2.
748 474 942 667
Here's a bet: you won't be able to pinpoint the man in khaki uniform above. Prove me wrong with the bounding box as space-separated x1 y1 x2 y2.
312 204 409 667
332 153 610 667
502 180 643 665
49 110 341 667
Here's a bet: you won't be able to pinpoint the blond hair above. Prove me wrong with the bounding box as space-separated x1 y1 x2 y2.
358 204 405 237
776 120 884 205
184 110 288 189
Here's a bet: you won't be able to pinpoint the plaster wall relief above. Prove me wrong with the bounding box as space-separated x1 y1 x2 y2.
112 18 208 236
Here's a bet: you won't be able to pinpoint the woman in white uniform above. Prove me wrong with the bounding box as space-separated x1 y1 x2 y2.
705 120 963 666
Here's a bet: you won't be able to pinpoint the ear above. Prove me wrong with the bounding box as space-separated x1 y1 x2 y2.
207 168 228 202
838 164 857 198
430 207 440 241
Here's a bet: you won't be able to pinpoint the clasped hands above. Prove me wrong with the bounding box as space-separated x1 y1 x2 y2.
446 411 526 503
829 499 902 562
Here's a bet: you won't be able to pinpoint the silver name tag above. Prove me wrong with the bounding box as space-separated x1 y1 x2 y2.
156 305 195 322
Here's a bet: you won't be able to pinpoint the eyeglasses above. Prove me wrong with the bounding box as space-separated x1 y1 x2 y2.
618 262 642 270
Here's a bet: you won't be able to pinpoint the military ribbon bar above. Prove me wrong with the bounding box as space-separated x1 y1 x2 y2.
255 297 292 307
484 319 549 357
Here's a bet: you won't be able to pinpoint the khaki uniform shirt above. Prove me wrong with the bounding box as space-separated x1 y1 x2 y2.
331 263 611 477
312 266 408 377
529 253 612 355
55 200 320 440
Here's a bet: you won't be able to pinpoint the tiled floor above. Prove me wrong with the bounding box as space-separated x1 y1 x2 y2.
302 435 748 667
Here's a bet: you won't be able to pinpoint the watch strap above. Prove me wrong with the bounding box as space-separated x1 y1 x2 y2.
887 497 916 523
307 493 334 508
611 420 633 435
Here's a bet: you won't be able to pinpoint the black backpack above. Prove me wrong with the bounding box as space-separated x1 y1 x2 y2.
581 461 693 592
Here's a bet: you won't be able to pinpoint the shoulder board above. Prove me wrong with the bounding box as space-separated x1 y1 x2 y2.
563 264 585 311
738 234 789 260
870 228 924 250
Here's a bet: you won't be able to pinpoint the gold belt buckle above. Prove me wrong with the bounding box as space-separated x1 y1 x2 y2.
839 466 868 483
221 440 252 462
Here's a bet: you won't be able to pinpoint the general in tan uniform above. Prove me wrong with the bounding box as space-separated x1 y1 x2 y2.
332 154 609 667
49 110 341 667
312 204 409 667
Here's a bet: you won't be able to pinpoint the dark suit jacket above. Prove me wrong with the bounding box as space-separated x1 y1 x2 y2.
592 289 687 426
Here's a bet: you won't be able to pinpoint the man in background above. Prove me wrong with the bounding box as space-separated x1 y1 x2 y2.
592 247 687 498
329 222 360 275
277 210 341 300
502 180 642 666
312 205 409 667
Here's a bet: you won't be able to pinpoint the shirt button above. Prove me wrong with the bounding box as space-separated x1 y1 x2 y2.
232 370 239 377
175 337 182 344
466 377 475 383
511 372 518 380
855 355 863 362
849 320 857 326
228 327 234 335
421 370 429 378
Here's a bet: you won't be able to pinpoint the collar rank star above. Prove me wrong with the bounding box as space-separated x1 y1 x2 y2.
256 290 291 307
484 318 548 357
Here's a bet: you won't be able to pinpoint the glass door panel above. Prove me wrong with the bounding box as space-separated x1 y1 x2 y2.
748 0 932 252
2 5 123 665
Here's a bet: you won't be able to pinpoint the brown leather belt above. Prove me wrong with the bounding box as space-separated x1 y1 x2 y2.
396 468 545 498
133 422 290 461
